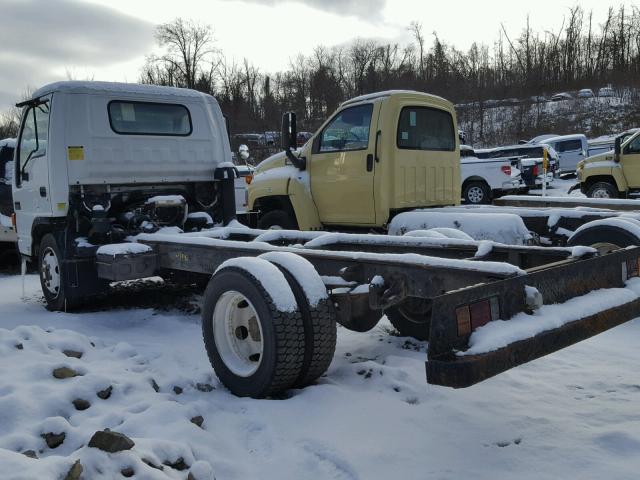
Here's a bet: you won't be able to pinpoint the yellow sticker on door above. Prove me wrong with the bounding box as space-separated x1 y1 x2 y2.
68 146 85 161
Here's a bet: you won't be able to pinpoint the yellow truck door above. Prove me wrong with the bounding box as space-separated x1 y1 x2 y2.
309 102 379 225
622 135 640 189
392 104 459 208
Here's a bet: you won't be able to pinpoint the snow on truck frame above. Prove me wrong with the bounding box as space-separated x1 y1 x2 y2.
11 81 640 398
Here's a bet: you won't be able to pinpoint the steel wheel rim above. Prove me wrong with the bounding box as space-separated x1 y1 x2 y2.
41 247 61 297
590 242 621 254
467 186 484 203
592 188 611 198
213 290 264 377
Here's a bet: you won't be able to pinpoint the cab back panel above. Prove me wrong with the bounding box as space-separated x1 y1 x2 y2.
62 93 229 186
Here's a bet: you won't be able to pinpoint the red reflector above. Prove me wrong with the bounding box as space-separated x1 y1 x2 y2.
501 165 511 176
470 300 492 330
456 305 471 336
626 258 639 278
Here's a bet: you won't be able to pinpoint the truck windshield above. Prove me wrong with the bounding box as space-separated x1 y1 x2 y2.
397 106 455 151
17 101 50 185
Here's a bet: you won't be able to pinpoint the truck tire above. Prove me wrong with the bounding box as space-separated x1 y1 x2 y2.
38 234 81 311
568 223 640 252
258 209 297 230
463 181 491 205
385 299 432 341
261 252 337 387
201 263 306 398
586 181 618 199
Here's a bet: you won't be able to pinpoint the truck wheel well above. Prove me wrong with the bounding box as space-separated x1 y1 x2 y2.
31 219 66 259
462 176 488 188
254 196 297 221
584 175 620 192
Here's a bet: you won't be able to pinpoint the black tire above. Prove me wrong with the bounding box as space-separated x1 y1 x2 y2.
38 234 80 311
385 299 432 341
201 264 306 398
264 255 337 387
258 209 297 230
586 181 618 199
462 181 491 205
568 223 640 251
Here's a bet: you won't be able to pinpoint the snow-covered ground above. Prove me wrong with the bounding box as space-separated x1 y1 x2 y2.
1 269 640 479
2 179 640 479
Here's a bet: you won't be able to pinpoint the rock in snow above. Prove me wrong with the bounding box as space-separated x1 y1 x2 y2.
88 430 135 453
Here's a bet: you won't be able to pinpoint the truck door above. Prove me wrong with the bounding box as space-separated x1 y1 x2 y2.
13 98 53 254
310 103 378 225
554 139 584 172
622 135 640 189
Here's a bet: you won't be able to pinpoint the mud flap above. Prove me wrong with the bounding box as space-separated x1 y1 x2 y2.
426 247 640 388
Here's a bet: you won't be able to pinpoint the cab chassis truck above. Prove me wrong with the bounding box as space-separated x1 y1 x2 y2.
12 82 640 398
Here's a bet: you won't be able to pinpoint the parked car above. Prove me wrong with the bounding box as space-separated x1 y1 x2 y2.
550 92 573 101
540 134 588 173
577 89 595 99
588 128 640 157
598 86 616 98
528 133 559 144
232 133 266 148
460 145 521 204
296 131 313 147
476 144 559 190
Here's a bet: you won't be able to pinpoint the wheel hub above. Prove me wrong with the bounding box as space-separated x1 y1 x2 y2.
213 291 264 377
41 247 61 297
467 186 484 203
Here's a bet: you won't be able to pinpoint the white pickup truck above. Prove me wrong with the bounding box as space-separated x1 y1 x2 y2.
460 145 521 204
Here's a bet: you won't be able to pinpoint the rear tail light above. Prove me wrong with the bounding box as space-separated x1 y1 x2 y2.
501 165 511 176
532 164 539 176
456 296 500 336
624 258 640 280
11 213 16 228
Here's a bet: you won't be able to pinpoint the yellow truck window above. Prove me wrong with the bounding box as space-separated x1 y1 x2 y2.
319 104 373 153
397 106 455 152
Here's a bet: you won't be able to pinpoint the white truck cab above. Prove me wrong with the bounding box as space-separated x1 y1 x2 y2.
12 81 233 308
540 134 588 173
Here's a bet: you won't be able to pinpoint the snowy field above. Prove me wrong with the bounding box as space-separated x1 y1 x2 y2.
3 179 640 480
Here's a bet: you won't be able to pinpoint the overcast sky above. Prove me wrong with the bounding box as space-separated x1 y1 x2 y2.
0 0 631 109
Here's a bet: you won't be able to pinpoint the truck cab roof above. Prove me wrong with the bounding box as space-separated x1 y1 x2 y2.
340 90 452 109
30 81 210 102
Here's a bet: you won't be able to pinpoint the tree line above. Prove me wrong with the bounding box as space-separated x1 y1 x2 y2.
2 5 640 145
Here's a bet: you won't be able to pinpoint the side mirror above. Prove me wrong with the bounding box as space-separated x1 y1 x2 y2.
280 112 306 170
614 137 622 162
281 112 297 151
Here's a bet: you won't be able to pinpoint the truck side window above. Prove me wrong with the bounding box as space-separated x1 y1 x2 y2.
108 101 192 136
627 136 640 154
556 140 582 152
318 104 373 153
397 107 455 152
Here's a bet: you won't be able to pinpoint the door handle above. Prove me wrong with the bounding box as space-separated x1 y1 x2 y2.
366 154 374 172
374 130 381 162
39 186 47 197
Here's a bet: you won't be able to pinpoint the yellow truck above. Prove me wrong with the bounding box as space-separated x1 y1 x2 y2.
248 91 461 230
575 130 640 198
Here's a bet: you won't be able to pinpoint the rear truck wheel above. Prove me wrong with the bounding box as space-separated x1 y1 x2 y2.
258 209 297 230
201 258 306 398
39 234 80 311
260 252 337 387
463 181 491 205
568 221 640 252
586 181 618 199
385 298 432 341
